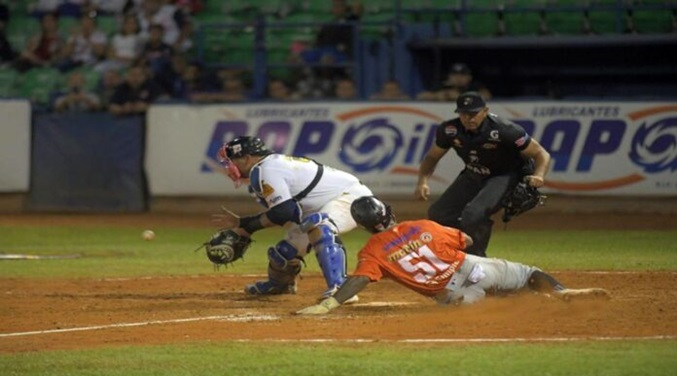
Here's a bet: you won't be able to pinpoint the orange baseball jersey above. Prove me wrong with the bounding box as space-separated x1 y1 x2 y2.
353 219 467 297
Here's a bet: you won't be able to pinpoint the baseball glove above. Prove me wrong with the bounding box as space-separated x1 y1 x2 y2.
501 182 546 223
200 229 252 269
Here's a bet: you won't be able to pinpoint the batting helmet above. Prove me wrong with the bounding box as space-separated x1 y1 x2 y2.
350 196 395 234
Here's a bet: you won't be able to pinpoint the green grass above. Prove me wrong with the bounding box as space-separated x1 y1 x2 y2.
1 226 676 278
1 341 675 376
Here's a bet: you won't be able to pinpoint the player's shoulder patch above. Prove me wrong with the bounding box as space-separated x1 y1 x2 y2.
443 124 458 136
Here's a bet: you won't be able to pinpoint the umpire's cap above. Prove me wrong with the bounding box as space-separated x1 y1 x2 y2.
223 136 272 159
455 91 486 113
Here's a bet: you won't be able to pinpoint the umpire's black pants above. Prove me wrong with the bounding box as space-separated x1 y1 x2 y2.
428 170 520 257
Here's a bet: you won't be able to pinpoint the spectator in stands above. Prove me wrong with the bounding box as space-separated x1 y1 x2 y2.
30 0 88 17
293 66 336 100
369 79 410 101
97 67 122 108
181 60 213 100
86 0 139 16
0 3 17 65
172 19 194 54
137 0 181 45
138 23 172 75
334 78 357 100
108 65 165 115
28 0 62 16
14 12 65 72
94 14 143 72
416 63 492 102
191 71 248 103
153 53 191 100
266 78 294 101
53 70 101 112
312 0 362 61
55 13 107 72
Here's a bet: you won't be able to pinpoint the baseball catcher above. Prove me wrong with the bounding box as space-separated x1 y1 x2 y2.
199 229 252 270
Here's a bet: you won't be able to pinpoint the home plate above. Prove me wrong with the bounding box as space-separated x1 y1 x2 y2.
353 302 419 307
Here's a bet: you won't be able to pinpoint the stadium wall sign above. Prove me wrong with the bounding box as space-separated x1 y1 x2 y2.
145 102 677 196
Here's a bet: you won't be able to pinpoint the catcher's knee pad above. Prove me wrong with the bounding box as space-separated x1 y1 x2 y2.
301 213 347 288
267 240 300 270
256 241 302 293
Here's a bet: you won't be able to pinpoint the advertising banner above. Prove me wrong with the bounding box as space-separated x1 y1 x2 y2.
146 102 677 196
0 100 31 192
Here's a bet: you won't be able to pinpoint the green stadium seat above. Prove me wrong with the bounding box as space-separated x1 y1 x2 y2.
73 67 102 92
96 16 120 37
202 28 256 66
17 68 62 106
464 12 500 37
588 10 620 34
548 10 586 35
59 17 80 34
632 10 672 34
0 68 19 98
504 11 544 36
7 16 40 50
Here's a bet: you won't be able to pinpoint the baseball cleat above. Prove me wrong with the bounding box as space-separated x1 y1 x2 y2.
320 285 359 304
555 288 610 301
244 280 297 296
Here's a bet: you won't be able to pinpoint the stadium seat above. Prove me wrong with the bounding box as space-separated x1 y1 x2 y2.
17 68 63 107
0 68 19 98
632 10 673 34
202 28 256 66
96 16 120 37
73 67 102 92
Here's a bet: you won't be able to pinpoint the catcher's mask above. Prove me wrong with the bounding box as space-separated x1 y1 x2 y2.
350 196 395 234
218 136 271 187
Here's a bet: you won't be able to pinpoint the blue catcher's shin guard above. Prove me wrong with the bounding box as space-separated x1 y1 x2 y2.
302 213 348 292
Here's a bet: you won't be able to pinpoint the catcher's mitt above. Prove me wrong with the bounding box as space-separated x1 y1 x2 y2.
200 229 252 269
501 182 546 223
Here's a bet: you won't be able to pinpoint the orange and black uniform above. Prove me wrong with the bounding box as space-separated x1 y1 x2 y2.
353 219 467 297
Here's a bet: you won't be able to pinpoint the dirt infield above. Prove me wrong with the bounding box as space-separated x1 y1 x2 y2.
1 196 676 353
2 271 676 353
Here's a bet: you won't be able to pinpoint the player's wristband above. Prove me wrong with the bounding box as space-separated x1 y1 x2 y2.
239 215 264 234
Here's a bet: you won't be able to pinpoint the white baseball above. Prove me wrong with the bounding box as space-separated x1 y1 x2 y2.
142 230 155 241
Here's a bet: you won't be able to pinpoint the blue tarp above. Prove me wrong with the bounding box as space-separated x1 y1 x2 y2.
28 113 147 212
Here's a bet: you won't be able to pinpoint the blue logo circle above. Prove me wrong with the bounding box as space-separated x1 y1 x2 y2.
629 117 677 173
339 118 403 172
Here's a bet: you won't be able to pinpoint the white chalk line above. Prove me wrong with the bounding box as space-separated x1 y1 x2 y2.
99 270 676 282
2 314 675 344
0 314 280 338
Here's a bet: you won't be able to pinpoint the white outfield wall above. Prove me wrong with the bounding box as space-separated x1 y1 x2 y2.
145 101 677 197
0 100 31 192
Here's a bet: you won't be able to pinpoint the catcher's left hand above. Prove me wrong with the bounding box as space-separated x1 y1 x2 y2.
200 229 252 269
211 206 240 228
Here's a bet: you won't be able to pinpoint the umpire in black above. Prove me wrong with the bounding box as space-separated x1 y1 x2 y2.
415 92 551 257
